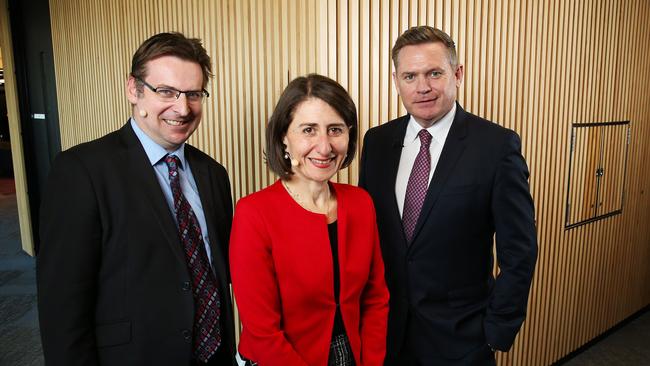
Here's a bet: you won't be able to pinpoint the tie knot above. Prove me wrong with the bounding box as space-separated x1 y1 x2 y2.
418 129 432 148
164 155 181 174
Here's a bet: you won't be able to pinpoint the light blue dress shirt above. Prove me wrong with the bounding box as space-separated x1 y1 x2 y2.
130 118 213 264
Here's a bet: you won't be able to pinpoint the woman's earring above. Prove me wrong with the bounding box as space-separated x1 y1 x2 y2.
284 151 299 167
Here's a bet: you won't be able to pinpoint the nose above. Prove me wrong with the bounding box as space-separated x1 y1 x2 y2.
173 94 192 116
315 133 333 155
416 76 432 94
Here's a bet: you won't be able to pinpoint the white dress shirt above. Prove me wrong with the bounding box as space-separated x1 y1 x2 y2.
395 104 456 217
130 118 213 265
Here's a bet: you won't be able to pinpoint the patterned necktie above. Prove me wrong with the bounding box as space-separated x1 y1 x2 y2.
164 155 221 362
402 130 433 244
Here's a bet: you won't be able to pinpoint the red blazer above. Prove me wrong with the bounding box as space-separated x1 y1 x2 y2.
230 180 389 366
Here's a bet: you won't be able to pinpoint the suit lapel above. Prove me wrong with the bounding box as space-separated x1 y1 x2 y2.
185 150 217 255
410 105 469 245
119 123 187 265
186 148 229 284
333 182 348 274
385 116 410 244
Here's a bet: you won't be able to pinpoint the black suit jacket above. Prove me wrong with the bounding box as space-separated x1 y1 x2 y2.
359 104 537 364
37 122 236 366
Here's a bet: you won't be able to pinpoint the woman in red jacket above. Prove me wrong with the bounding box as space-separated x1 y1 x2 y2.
230 74 389 366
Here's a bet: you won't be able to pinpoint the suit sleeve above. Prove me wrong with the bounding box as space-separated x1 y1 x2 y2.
359 199 389 365
37 151 101 366
217 168 234 282
357 129 371 189
485 130 538 351
229 199 309 366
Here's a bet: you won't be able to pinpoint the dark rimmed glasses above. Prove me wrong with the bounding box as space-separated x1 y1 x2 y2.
137 78 209 103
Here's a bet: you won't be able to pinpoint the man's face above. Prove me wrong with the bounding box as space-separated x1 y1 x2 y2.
393 42 463 128
127 55 205 151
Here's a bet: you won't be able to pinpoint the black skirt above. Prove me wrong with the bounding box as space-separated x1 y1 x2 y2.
327 333 355 366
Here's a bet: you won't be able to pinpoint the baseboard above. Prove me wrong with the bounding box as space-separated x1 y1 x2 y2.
553 304 650 365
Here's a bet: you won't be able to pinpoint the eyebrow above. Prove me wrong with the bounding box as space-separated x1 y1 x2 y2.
154 83 203 92
400 68 443 76
297 122 346 127
296 122 318 127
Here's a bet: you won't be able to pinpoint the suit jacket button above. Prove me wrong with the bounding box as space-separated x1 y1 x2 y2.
182 329 191 342
182 281 191 291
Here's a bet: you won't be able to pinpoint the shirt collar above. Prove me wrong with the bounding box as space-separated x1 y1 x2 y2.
404 103 457 146
129 118 187 169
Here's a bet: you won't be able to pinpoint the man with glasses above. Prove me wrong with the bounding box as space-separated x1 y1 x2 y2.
37 32 236 365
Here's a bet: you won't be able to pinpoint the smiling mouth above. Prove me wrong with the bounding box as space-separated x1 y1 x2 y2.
163 119 191 126
309 157 335 166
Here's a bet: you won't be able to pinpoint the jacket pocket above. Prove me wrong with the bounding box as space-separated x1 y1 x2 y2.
447 283 488 308
95 320 131 348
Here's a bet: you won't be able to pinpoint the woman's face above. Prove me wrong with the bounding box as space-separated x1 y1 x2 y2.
282 97 350 184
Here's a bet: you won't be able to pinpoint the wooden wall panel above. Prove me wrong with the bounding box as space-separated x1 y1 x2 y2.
0 0 35 255
49 0 650 365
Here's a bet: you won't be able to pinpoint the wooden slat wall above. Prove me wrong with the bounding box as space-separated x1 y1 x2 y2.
49 0 650 365
0 0 35 255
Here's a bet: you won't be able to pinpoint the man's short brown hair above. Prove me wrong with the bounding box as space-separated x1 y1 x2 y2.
391 26 458 69
266 74 358 180
130 32 212 91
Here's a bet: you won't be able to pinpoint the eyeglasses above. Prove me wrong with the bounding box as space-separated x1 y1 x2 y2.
137 78 209 103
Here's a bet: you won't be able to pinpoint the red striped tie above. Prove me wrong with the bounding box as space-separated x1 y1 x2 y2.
165 155 221 362
402 130 432 244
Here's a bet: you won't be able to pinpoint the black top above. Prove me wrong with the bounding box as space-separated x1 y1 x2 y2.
328 221 346 337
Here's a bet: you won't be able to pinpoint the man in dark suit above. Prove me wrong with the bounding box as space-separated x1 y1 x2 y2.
359 26 537 365
37 32 235 366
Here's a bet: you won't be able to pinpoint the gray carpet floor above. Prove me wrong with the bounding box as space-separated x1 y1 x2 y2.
0 182 648 366
558 312 650 365
0 185 43 366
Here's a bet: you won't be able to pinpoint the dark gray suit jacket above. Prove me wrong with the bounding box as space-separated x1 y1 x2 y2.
37 122 236 366
359 104 537 364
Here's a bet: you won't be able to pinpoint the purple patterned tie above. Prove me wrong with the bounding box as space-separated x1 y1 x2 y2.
164 155 221 362
402 130 433 243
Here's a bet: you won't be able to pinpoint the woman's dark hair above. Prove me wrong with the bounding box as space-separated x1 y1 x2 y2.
266 74 358 179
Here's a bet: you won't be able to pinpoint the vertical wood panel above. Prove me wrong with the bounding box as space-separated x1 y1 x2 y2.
48 1 650 364
0 0 35 254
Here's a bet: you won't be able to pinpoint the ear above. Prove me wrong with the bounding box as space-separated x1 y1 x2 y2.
282 135 289 148
126 76 140 104
454 64 464 88
392 71 400 96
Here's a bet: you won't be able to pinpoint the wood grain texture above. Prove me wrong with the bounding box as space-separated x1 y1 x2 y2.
0 0 35 255
49 0 650 364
